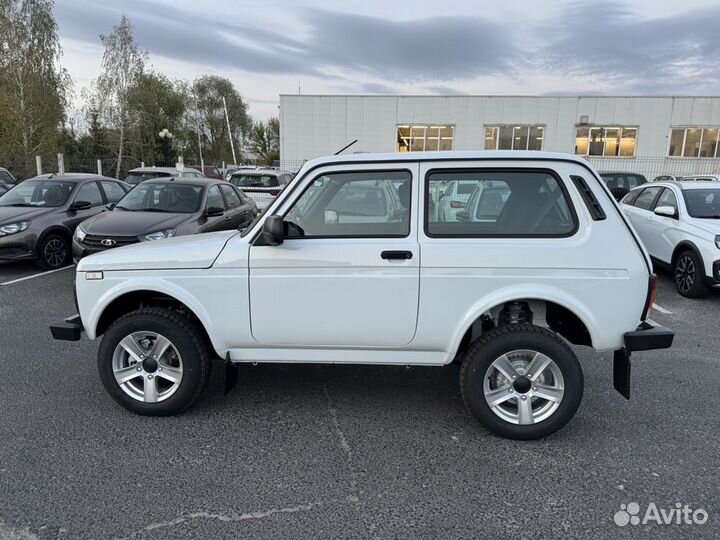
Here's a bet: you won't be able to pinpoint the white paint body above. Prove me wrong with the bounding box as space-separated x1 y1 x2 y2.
76 151 652 365
622 181 720 281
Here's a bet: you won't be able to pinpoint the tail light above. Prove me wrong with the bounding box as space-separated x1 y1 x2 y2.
642 274 657 320
450 200 466 209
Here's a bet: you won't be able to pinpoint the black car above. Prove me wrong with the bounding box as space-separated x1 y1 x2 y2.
73 178 257 260
0 174 131 269
599 172 648 201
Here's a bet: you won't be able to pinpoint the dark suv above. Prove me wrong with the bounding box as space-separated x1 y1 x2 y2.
0 174 130 269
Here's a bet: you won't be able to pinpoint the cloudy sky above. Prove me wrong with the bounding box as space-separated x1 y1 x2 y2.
55 0 720 122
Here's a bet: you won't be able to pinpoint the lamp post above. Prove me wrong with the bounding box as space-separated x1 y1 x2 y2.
158 128 173 164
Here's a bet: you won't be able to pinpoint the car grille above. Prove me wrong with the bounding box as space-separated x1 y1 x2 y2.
82 234 139 249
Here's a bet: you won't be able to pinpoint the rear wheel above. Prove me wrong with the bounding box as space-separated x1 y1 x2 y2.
98 307 212 415
36 233 70 269
460 324 583 440
673 250 709 298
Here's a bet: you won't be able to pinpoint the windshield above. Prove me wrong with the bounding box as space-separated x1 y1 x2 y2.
231 174 279 187
0 180 74 207
125 172 172 185
682 189 720 218
115 183 203 213
0 171 15 184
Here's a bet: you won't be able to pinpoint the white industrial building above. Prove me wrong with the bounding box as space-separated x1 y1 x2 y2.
279 95 720 178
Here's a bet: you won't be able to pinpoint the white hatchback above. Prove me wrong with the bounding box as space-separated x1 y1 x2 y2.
621 181 720 297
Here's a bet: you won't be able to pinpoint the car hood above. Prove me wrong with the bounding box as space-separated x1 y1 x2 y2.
0 205 57 224
77 230 240 272
82 210 192 236
688 218 720 236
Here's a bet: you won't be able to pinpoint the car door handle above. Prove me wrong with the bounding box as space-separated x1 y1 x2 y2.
381 250 413 260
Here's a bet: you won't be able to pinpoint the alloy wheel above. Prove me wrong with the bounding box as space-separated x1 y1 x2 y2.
482 349 565 425
675 255 695 294
111 331 184 403
44 239 66 268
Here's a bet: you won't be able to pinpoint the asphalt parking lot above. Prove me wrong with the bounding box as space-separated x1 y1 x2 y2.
0 263 719 539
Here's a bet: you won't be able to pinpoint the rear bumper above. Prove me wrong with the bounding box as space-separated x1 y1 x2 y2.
50 314 83 341
613 321 674 399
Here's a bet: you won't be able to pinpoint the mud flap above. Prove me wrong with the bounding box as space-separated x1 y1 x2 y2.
613 348 631 400
225 352 238 395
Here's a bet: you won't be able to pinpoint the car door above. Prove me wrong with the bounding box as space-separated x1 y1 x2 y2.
198 184 228 233
219 184 246 229
248 165 420 348
65 181 105 231
643 187 680 264
626 185 663 255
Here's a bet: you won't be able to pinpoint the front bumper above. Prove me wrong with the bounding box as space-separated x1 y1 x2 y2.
50 314 83 341
613 321 674 399
0 231 39 261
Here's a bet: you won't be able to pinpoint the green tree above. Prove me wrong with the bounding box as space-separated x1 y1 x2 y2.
250 117 280 166
0 0 70 166
193 75 251 163
95 15 146 178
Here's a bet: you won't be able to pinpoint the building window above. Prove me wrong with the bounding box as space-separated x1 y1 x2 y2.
397 125 454 152
668 127 720 157
574 126 637 157
484 125 544 151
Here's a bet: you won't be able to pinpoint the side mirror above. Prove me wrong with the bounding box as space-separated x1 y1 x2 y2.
69 201 92 211
205 206 224 217
456 210 470 222
262 215 284 245
654 205 677 218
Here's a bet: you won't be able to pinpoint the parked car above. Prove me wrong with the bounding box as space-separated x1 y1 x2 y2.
653 175 684 182
51 151 673 440
678 174 720 182
435 180 479 221
224 165 256 180
0 174 130 269
73 178 257 260
456 181 512 223
621 181 720 298
124 167 206 186
0 167 18 194
228 168 294 210
599 172 648 201
188 165 223 180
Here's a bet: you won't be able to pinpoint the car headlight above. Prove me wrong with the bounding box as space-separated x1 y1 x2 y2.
75 225 87 242
716 235 720 249
0 221 30 237
142 228 176 241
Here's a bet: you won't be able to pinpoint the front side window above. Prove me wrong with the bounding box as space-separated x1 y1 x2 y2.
575 126 638 157
206 185 225 210
115 183 203 213
633 186 663 210
75 182 104 206
426 170 576 237
101 181 127 203
668 127 720 158
654 188 678 212
397 125 454 152
284 171 411 238
484 125 544 151
682 189 720 218
0 180 74 208
220 185 242 209
0 171 15 184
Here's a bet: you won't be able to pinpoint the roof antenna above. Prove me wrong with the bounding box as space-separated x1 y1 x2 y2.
334 139 358 155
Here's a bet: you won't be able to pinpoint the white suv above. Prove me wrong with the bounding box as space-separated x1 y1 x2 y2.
622 181 720 297
51 151 673 440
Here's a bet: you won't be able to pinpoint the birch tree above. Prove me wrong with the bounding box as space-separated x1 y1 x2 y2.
96 15 146 178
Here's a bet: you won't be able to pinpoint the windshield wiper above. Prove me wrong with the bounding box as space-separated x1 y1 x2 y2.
142 208 175 213
1 203 33 207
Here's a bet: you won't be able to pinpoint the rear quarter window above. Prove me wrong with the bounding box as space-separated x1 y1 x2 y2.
426 169 577 237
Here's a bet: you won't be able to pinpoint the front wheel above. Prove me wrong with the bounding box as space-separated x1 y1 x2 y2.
674 250 709 298
98 307 212 415
460 324 583 440
36 233 70 269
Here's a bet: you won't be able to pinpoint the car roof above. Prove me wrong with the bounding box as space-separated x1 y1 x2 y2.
139 176 220 186
26 173 121 183
598 171 644 176
638 181 720 191
128 167 184 174
231 168 290 176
